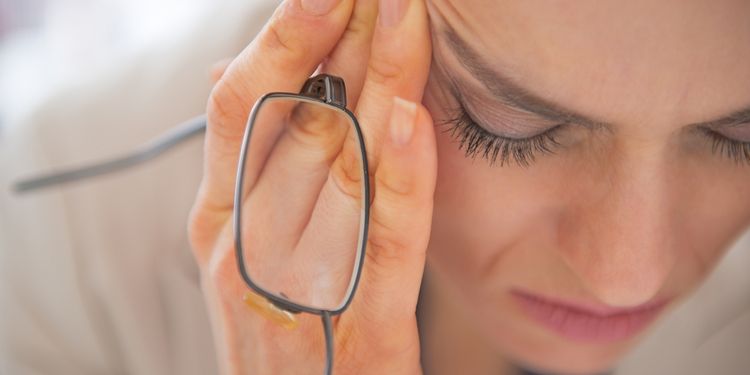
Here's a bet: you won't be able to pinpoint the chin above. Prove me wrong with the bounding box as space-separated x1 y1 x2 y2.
511 352 621 375
496 330 627 375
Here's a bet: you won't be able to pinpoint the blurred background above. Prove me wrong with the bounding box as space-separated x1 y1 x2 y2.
0 1 273 373
0 0 216 130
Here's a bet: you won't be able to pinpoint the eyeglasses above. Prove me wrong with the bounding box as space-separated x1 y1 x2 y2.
13 74 370 375
233 74 370 375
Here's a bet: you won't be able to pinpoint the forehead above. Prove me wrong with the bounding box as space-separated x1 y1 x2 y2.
427 0 750 130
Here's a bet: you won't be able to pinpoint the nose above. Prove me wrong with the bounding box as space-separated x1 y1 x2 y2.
557 147 678 307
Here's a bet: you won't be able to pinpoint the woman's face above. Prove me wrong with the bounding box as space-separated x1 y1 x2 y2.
422 0 750 373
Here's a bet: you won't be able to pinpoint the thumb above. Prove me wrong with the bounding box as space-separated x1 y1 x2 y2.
350 96 437 330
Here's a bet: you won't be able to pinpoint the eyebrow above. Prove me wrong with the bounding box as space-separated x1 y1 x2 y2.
440 27 750 130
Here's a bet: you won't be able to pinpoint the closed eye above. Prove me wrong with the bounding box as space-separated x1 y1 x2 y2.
439 104 566 167
699 126 750 165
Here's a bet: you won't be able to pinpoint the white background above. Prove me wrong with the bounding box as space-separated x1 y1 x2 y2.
0 0 217 129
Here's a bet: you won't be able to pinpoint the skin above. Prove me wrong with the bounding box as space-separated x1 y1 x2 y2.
420 0 750 374
191 0 435 373
189 0 750 374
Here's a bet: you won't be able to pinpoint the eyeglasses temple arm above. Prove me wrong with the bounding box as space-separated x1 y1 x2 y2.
322 310 334 375
12 114 207 194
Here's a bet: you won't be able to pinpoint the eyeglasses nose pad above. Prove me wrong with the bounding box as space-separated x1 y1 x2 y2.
243 290 299 330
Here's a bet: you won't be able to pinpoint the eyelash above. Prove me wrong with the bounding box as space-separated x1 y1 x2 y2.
442 104 750 167
441 106 565 167
701 127 750 165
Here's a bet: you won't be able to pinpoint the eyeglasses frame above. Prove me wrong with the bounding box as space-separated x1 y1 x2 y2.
232 73 371 317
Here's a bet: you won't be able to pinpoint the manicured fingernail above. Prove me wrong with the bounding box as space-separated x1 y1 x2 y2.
390 97 417 146
300 0 340 16
379 0 408 27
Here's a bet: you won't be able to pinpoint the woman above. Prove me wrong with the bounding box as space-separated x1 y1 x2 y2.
187 0 750 374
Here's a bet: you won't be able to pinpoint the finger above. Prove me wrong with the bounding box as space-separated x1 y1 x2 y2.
342 98 436 365
241 102 366 307
198 0 355 211
341 0 432 320
248 0 378 197
354 0 431 169
209 58 234 84
319 0 378 107
242 103 350 255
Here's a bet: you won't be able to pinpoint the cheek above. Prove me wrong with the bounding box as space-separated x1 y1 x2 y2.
426 109 570 292
671 165 750 279
422 81 571 284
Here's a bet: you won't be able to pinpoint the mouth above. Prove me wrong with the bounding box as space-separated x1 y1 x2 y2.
510 289 670 343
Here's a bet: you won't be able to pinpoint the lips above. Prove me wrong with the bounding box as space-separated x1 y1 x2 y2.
511 289 669 343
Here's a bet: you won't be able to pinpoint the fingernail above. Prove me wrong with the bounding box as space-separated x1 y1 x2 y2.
300 0 340 16
390 97 417 146
379 0 408 28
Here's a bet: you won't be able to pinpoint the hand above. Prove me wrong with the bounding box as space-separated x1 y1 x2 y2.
188 0 435 373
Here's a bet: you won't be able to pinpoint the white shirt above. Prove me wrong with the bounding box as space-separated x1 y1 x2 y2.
1 1 748 374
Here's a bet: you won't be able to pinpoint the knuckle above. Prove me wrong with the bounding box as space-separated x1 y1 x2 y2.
365 238 408 278
366 56 405 86
186 206 203 246
287 104 340 146
260 19 310 70
207 250 236 288
330 147 366 200
342 9 374 41
365 213 411 265
187 205 215 265
286 120 326 149
374 166 414 198
206 82 250 143
187 194 232 267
